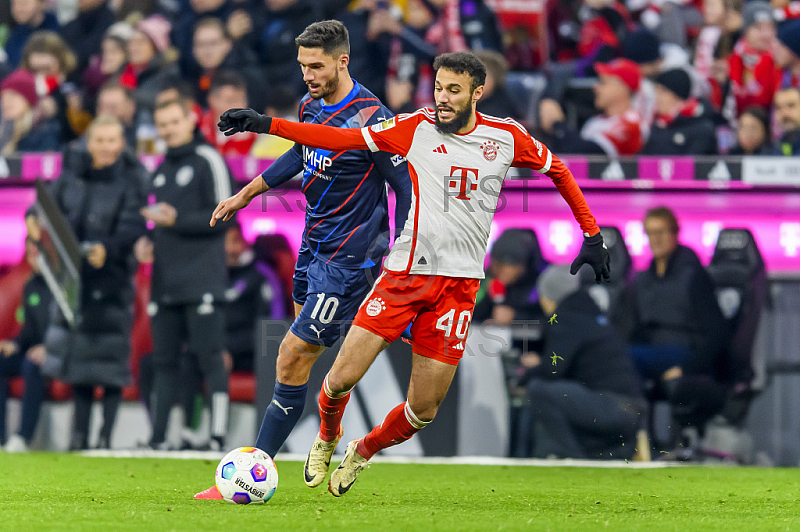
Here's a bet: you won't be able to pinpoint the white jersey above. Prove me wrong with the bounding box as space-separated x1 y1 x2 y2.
270 109 599 280
360 109 598 279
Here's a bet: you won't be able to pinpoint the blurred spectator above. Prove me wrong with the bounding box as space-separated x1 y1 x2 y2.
20 31 91 142
81 23 134 106
539 59 644 157
337 0 394 103
59 0 116 74
143 98 231 451
641 0 703 49
172 0 232 80
377 0 502 111
191 17 265 110
426 0 503 53
42 116 147 450
577 0 634 61
775 19 800 89
473 50 520 120
728 105 771 154
766 86 800 154
622 28 661 128
222 222 286 371
176 221 285 449
523 266 644 460
95 83 138 148
642 68 718 155
0 69 60 154
473 229 546 325
6 0 60 68
255 0 321 96
0 237 51 452
773 0 800 21
199 70 257 155
694 0 740 79
154 76 204 124
120 15 179 116
250 83 300 158
619 207 729 447
729 2 779 116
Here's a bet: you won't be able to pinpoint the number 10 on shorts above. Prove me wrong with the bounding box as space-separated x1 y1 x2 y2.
435 309 472 338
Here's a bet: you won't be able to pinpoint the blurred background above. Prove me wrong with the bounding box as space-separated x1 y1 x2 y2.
0 0 798 465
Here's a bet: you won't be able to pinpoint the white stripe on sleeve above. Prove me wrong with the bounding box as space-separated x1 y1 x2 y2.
536 149 553 174
361 127 379 152
195 145 232 202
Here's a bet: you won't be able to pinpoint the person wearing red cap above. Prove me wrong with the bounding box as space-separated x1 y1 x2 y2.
0 69 61 155
539 58 645 157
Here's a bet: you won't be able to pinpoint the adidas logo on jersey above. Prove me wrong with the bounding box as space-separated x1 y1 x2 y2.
417 256 427 265
453 342 465 350
432 145 448 154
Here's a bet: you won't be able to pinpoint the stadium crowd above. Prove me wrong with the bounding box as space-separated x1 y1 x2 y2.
1 0 799 158
0 0 787 457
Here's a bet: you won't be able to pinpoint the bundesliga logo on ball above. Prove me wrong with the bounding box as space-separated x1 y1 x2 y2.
215 447 278 504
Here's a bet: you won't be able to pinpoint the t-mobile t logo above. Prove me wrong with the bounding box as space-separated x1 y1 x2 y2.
780 222 800 257
448 166 479 200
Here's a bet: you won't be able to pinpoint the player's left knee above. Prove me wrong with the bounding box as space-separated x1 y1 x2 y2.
407 398 442 423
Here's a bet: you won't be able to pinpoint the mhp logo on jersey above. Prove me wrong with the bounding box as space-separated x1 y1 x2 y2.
303 146 332 172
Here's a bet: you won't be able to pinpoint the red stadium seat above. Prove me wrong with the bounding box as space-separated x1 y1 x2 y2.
228 371 255 403
0 260 31 341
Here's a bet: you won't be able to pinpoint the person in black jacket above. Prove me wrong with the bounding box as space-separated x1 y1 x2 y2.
642 68 719 156
619 207 730 447
177 222 286 448
41 115 147 450
0 238 52 452
473 228 547 326
523 265 645 460
142 97 232 450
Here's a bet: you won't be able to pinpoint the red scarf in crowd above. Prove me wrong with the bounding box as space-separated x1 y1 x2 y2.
729 38 781 114
653 98 703 128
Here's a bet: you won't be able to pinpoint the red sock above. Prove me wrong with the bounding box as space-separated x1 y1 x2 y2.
357 402 430 460
318 376 350 442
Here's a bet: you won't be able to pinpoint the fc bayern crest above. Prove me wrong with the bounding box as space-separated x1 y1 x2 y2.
481 141 499 161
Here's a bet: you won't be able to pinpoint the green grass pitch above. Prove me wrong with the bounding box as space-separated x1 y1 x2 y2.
0 454 798 531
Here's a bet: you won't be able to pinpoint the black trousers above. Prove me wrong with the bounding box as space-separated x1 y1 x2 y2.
148 302 227 444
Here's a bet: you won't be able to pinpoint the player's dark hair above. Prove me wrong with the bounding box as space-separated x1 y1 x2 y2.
645 206 680 234
295 20 350 57
433 52 487 92
209 70 247 95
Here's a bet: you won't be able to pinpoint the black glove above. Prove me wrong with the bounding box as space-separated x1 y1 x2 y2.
218 108 273 136
570 232 611 284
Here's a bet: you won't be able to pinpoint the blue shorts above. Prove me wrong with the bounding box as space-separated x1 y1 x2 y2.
291 246 381 347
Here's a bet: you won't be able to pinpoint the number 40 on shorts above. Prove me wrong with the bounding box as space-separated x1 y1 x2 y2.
435 309 472 338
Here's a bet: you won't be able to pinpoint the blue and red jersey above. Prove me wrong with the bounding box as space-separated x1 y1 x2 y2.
261 81 411 269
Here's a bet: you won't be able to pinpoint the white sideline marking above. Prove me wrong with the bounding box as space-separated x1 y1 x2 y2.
79 450 682 468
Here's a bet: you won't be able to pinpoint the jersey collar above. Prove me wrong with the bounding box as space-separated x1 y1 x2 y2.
321 80 360 113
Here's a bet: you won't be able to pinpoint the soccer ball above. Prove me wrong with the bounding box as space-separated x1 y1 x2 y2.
215 447 278 504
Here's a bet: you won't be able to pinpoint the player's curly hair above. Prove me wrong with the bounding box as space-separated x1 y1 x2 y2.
433 52 487 92
295 20 350 57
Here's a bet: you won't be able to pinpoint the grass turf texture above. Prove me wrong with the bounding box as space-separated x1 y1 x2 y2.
0 454 798 531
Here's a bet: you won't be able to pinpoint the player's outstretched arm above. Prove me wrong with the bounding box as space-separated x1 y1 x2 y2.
210 175 269 226
219 109 370 152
